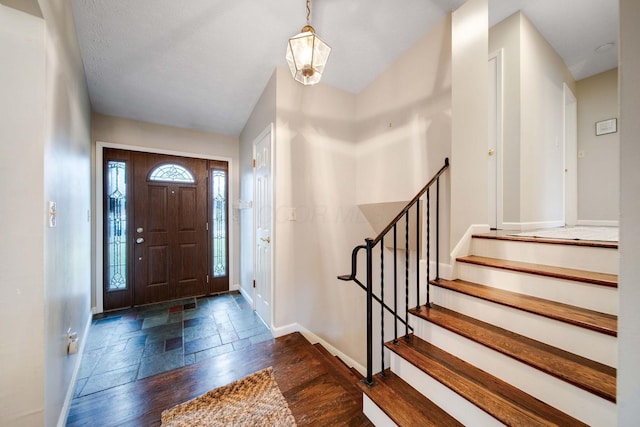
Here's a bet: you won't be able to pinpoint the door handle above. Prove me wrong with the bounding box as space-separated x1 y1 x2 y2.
136 237 145 244
260 237 271 243
488 149 495 156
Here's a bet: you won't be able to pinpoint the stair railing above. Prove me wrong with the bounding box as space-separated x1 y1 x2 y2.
338 158 449 386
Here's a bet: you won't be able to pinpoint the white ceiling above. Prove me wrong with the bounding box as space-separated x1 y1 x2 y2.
70 0 618 137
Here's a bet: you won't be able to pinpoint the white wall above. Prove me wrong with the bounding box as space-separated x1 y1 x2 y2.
238 71 277 300
273 67 373 362
0 1 93 425
618 0 640 424
0 6 46 426
576 69 619 223
91 113 240 309
450 0 488 245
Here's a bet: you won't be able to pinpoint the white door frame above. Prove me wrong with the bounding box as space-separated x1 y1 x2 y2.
563 83 578 226
488 49 504 229
252 124 275 329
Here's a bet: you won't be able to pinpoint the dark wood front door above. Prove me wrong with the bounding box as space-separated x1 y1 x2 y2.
103 148 229 310
133 152 208 305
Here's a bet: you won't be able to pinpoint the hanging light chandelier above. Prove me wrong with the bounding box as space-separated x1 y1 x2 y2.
285 0 332 86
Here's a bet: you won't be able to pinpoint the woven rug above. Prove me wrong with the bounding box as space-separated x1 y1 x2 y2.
161 367 297 427
509 226 618 242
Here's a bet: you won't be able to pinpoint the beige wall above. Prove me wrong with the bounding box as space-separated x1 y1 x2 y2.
91 113 241 308
618 0 640 423
489 12 575 228
0 6 47 426
450 0 488 245
273 67 372 362
1 1 93 425
576 69 619 223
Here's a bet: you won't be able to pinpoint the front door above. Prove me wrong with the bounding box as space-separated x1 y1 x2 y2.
103 148 229 310
133 152 208 305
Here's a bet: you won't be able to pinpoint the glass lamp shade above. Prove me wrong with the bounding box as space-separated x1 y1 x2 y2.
286 25 331 85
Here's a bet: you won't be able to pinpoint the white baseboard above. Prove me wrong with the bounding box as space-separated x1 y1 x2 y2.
57 309 93 427
500 220 564 231
230 283 241 291
271 322 367 377
576 220 619 227
239 285 253 306
449 224 490 279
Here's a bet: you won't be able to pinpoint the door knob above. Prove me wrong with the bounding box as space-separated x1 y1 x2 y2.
136 237 145 244
488 149 495 156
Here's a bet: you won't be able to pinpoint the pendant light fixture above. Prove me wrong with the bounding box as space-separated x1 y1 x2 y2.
285 0 331 86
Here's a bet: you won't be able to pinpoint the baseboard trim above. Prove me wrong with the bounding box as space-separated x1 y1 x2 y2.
271 322 366 377
57 309 93 427
239 285 253 306
449 224 490 279
576 220 619 227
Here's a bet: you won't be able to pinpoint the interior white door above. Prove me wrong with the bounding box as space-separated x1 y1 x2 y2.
488 51 502 229
254 127 272 328
563 84 578 226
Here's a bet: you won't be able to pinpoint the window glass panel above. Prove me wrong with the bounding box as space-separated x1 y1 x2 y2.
149 164 195 183
212 170 227 277
106 161 127 291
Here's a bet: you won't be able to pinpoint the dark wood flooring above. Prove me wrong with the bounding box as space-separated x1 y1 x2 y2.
66 332 372 426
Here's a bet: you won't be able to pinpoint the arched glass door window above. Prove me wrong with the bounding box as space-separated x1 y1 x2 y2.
149 164 195 183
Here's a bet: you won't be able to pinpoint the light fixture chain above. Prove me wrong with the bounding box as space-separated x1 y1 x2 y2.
306 0 311 25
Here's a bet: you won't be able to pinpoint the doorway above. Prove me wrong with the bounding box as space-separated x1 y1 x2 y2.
488 49 503 229
103 148 229 310
563 84 578 226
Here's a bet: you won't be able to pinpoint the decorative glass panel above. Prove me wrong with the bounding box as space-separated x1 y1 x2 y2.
212 170 227 277
149 164 195 183
106 161 127 291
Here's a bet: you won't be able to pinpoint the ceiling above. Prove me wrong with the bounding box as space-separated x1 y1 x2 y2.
70 0 618 137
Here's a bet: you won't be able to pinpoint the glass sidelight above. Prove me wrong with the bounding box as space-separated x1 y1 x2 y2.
106 160 128 291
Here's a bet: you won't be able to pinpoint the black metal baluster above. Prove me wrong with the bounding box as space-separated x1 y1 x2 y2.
405 212 409 339
416 202 420 310
380 237 385 376
365 238 374 385
426 189 431 307
436 177 440 280
393 224 398 344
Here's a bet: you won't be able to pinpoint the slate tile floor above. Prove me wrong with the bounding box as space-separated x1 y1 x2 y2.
73 292 273 398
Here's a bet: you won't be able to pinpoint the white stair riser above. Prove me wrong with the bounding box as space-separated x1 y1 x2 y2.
432 286 617 367
457 263 618 315
413 319 617 426
471 238 619 275
390 353 502 427
363 395 398 427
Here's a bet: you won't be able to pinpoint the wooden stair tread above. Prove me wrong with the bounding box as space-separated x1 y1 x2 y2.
359 370 463 427
472 232 618 249
409 305 616 402
457 255 618 287
387 335 588 427
432 278 617 336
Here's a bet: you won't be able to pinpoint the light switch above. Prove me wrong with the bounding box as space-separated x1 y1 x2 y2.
48 201 57 228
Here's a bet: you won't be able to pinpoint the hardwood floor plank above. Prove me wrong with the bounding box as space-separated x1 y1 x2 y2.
387 335 589 427
458 255 618 287
432 278 618 336
67 332 371 426
410 304 616 402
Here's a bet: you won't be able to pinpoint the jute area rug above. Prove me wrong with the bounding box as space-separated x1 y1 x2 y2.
161 367 297 427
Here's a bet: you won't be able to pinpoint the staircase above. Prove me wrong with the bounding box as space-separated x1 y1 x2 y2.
361 232 618 426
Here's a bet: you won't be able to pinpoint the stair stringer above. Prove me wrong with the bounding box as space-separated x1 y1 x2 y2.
412 317 616 426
